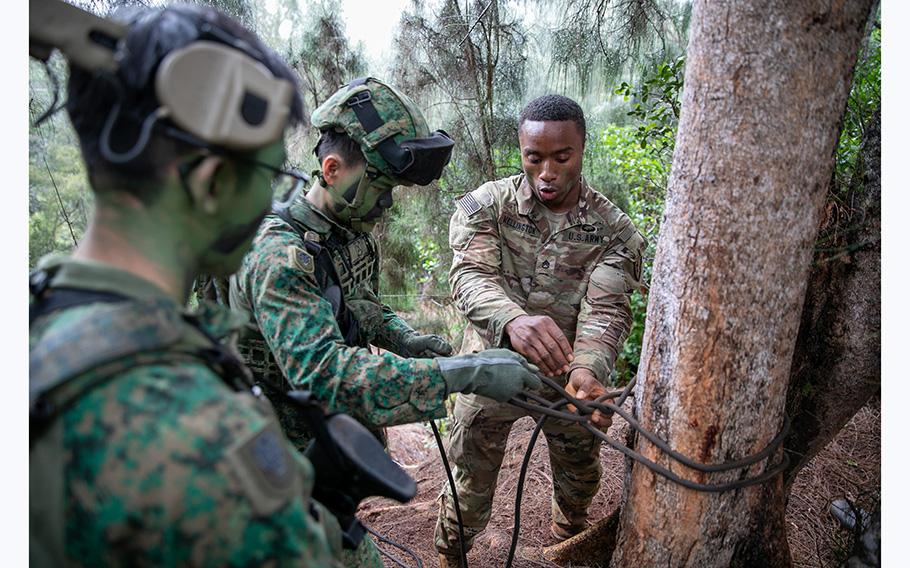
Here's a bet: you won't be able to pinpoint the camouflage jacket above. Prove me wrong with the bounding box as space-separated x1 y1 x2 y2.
29 255 342 567
449 174 645 383
229 191 447 451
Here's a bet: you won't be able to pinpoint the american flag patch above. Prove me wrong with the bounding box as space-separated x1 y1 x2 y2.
456 193 482 217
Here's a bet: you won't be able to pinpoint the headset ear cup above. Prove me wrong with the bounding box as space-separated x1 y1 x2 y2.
155 41 293 150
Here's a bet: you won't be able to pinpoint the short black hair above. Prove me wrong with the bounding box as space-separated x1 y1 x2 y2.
66 4 304 203
518 95 586 140
314 129 367 167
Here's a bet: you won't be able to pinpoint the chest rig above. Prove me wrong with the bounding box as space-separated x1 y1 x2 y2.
327 229 376 299
236 203 388 453
236 204 375 410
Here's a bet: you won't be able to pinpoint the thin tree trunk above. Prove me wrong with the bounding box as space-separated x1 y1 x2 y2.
783 106 880 489
611 1 874 566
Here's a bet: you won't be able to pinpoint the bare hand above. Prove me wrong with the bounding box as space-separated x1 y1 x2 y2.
565 368 612 430
504 315 574 376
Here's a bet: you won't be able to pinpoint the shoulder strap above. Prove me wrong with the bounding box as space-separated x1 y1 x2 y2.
30 287 128 324
30 295 252 445
271 204 361 347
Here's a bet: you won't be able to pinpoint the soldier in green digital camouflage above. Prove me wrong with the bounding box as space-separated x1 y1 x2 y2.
228 77 544 566
29 4 345 566
434 95 646 567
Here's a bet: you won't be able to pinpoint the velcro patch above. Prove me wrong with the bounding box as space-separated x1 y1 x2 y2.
226 421 301 516
616 224 638 246
456 193 482 217
289 245 315 274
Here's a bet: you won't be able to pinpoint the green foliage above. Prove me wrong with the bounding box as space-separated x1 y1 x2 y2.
834 24 880 193
376 185 451 311
592 58 684 384
29 57 90 268
613 55 684 156
593 123 671 384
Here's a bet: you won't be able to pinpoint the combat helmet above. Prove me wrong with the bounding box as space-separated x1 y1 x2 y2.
311 77 454 187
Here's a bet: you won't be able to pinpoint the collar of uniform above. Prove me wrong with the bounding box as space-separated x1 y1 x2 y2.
35 254 242 340
516 175 537 217
517 175 594 226
36 253 175 304
288 185 357 239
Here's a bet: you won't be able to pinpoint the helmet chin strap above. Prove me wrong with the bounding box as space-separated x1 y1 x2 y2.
330 166 387 232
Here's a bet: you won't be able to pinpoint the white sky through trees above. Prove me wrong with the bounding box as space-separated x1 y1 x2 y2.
264 0 413 71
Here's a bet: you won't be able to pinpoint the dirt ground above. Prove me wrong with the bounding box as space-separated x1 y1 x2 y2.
359 398 880 568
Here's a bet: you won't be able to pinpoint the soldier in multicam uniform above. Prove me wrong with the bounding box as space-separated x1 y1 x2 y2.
29 4 344 566
229 77 544 566
434 95 646 567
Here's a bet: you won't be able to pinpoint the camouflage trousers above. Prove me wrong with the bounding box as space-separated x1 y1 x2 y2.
434 393 602 555
340 534 383 568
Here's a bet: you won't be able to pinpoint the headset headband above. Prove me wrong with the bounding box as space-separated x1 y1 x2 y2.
29 0 294 155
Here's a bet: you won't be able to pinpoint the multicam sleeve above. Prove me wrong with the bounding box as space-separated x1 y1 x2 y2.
449 196 527 347
569 224 646 383
239 229 448 426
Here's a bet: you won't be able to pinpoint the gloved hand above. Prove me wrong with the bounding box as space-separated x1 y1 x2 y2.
400 333 454 358
437 349 542 402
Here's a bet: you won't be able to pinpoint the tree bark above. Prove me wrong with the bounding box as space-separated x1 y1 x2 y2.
610 1 874 566
783 106 880 489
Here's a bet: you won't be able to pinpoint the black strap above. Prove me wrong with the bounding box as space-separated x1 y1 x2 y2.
271 205 361 347
30 287 128 324
344 78 413 175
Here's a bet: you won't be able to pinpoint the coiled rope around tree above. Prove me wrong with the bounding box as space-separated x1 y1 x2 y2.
432 373 790 568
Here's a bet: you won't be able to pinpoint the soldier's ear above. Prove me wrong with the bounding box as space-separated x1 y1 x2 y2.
181 155 228 215
321 154 342 187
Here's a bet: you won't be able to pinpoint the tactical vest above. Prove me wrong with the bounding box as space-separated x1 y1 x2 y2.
234 204 387 452
29 271 255 566
236 205 378 388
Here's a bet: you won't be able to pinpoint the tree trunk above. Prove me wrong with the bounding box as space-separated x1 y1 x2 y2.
610 1 874 566
783 106 880 488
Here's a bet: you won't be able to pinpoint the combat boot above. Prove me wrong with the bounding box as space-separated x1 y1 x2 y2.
438 552 463 568
550 520 589 542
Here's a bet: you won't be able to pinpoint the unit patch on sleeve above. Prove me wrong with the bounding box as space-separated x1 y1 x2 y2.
289 245 315 274
226 421 302 516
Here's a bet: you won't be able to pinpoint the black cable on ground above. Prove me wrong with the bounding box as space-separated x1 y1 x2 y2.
504 397 571 568
365 524 424 568
431 419 469 568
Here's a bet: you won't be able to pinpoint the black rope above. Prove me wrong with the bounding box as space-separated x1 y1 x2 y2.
431 374 790 567
515 379 790 476
431 419 469 568
365 524 424 568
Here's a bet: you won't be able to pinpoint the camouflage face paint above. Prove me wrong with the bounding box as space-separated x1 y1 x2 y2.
329 166 397 232
199 141 286 275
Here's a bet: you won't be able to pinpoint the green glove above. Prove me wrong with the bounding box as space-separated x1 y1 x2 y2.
437 349 542 402
400 333 454 358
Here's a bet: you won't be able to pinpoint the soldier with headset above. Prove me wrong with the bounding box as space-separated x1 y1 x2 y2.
28 2 345 565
